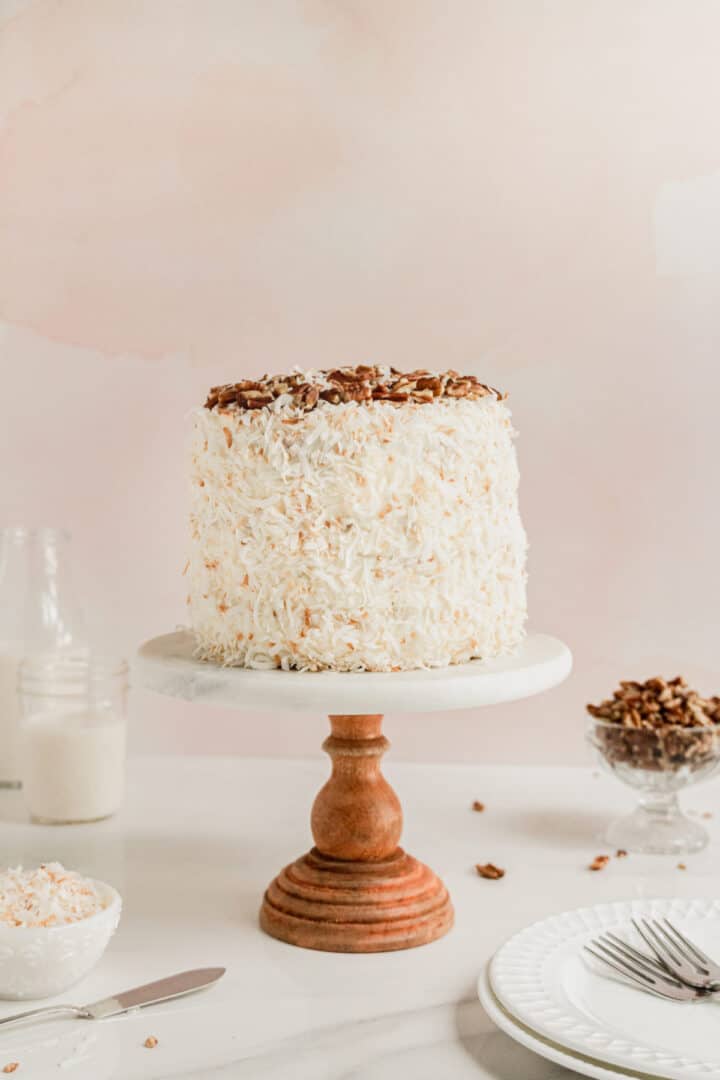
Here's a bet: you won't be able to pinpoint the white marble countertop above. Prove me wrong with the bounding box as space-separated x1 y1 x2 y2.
0 756 718 1079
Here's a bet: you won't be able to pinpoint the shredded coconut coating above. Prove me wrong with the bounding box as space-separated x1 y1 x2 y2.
188 390 527 672
0 864 109 928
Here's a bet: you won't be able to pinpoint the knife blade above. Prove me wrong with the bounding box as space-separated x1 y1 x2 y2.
84 967 226 1019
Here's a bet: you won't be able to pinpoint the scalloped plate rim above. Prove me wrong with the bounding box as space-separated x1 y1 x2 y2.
488 897 720 1080
478 966 664 1080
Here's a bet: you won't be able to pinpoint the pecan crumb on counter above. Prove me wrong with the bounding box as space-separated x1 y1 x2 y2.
589 855 610 872
677 863 687 871
144 1037 159 1049
471 800 485 812
615 849 628 858
475 863 505 880
3 1065 19 1075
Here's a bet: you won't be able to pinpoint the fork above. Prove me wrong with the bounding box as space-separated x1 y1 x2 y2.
585 918 720 1001
584 935 700 1002
632 917 720 992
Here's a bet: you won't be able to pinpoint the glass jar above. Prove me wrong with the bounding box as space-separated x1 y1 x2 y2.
19 651 128 824
0 528 82 787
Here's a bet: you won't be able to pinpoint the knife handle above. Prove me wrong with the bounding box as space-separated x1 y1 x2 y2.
0 1004 89 1030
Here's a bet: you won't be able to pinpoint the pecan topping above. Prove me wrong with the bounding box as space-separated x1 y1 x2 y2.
295 384 320 408
203 366 506 413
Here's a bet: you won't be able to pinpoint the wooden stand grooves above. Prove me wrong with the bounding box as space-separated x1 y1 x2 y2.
259 715 454 953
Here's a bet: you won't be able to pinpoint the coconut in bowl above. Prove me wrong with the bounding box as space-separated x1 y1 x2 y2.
0 863 121 999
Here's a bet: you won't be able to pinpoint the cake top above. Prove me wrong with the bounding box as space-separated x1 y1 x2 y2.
204 365 506 413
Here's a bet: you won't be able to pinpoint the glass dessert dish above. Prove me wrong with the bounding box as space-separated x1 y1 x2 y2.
587 715 720 854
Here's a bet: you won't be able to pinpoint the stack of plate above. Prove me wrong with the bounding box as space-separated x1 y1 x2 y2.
478 897 720 1080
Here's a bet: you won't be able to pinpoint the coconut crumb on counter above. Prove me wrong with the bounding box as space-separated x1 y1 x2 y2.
0 864 108 928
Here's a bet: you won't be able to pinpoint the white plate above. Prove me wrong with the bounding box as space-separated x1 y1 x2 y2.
478 967 660 1080
488 898 720 1080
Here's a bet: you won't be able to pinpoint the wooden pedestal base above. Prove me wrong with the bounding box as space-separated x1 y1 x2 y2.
259 715 454 953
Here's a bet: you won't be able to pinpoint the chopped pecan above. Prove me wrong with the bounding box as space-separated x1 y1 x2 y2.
295 384 320 408
588 676 719 773
588 855 610 871
343 385 373 402
416 376 443 394
203 367 506 413
475 862 504 880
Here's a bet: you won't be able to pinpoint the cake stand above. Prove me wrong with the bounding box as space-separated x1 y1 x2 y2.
137 631 571 954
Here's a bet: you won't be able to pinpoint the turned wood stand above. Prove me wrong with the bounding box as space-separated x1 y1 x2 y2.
260 714 453 952
137 631 571 954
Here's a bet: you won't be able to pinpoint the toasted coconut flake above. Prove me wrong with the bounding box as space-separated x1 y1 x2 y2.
0 865 109 928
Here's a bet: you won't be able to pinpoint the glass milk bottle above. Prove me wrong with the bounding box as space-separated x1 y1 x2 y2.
0 528 80 787
19 652 128 824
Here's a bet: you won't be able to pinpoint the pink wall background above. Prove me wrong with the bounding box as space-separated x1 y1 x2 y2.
2 0 719 762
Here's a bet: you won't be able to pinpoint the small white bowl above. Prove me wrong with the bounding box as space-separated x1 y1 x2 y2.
0 880 121 1000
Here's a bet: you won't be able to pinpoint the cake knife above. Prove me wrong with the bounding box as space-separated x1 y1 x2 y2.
0 967 225 1031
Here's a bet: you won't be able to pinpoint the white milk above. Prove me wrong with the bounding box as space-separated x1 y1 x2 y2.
0 653 22 786
21 710 126 823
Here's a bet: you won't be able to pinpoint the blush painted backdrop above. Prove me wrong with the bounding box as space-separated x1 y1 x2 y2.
2 0 719 762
